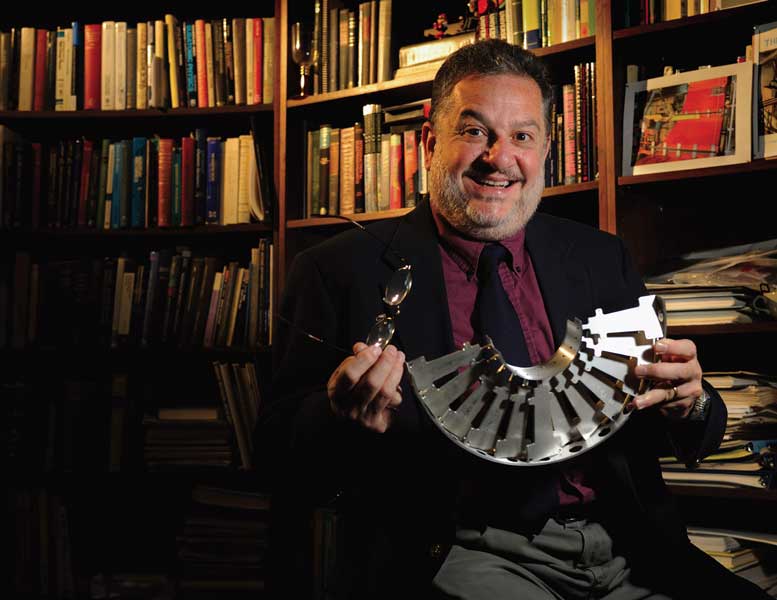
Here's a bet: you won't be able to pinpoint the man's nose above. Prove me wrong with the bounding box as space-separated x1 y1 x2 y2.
483 137 517 170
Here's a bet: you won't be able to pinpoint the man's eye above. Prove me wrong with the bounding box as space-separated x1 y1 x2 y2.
463 128 484 137
515 132 531 142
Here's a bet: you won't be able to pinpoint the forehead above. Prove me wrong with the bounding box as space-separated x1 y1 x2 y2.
446 74 544 123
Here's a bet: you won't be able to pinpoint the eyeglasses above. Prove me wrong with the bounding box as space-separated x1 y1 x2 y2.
277 214 413 354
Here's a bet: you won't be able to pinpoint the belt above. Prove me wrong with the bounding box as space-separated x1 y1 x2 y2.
551 501 598 526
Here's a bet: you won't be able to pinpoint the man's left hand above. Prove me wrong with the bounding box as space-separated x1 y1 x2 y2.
632 338 703 420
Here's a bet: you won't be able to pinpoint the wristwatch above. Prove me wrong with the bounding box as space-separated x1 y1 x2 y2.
687 389 711 421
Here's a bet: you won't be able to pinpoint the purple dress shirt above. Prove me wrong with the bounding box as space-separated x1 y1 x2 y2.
431 208 595 507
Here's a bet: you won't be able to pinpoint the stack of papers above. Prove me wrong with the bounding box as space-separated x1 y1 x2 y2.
686 527 777 593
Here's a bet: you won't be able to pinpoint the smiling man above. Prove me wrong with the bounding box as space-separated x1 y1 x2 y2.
268 40 769 599
425 72 548 241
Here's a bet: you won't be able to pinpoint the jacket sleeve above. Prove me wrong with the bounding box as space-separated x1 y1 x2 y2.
613 236 727 465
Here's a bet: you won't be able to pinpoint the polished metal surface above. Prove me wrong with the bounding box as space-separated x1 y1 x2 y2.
406 295 666 466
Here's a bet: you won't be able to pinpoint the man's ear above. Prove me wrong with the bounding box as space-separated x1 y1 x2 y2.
421 121 436 167
543 135 551 161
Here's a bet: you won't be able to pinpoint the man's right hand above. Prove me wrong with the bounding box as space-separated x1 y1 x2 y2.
327 342 405 433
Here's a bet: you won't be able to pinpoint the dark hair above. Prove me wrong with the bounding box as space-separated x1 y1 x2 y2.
429 39 553 134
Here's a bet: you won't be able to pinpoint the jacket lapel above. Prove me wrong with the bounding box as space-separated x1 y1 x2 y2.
525 214 577 347
389 200 455 364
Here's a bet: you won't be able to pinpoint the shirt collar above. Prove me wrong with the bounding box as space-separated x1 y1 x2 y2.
430 203 527 279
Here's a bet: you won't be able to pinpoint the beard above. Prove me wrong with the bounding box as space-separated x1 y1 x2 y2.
428 157 545 241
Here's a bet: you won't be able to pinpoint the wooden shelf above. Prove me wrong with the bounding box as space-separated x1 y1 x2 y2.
2 345 270 359
0 104 272 122
2 222 273 240
543 180 598 197
533 35 596 57
669 485 777 501
287 207 413 229
619 159 777 187
288 74 435 108
286 182 596 230
667 321 777 336
613 2 771 40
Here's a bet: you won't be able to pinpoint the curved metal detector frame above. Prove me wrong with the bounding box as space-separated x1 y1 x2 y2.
406 295 667 466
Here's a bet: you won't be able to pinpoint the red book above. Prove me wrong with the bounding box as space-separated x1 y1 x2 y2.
33 29 48 111
180 136 195 226
78 140 94 226
83 24 102 110
389 133 403 210
253 18 263 105
402 129 418 208
194 20 209 108
157 139 173 227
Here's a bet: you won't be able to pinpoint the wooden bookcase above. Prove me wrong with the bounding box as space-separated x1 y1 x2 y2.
0 5 276 599
3 0 777 597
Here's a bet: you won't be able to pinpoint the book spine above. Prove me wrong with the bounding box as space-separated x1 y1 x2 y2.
353 122 364 213
194 20 209 108
318 125 331 216
157 138 173 227
180 136 195 226
205 138 221 224
131 137 146 228
135 22 148 109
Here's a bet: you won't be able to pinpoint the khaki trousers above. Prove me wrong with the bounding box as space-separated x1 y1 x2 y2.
433 517 671 600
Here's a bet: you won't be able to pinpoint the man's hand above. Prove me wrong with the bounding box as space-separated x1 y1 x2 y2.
632 338 703 420
327 342 405 433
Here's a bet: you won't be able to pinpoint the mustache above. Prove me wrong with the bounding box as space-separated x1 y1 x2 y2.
463 160 524 182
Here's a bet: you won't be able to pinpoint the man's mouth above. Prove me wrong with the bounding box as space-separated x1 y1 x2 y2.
467 175 521 189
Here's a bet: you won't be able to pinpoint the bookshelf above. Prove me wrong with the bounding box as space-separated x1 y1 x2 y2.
3 0 777 597
1 5 276 599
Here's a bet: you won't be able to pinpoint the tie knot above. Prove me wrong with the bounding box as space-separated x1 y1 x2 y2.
477 244 510 282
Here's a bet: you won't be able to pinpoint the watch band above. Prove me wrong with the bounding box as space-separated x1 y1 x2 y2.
687 389 711 421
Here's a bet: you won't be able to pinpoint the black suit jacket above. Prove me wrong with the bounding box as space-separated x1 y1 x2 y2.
265 200 766 599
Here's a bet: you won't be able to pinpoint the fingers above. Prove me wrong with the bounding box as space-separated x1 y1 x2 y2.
328 344 382 401
327 344 405 433
630 337 702 420
653 338 698 362
631 385 695 419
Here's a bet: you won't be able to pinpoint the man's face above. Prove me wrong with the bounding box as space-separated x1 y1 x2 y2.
423 73 550 241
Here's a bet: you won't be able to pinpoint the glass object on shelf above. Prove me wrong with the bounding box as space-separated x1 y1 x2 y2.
290 22 318 98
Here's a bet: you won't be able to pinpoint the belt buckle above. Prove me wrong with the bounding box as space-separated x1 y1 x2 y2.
553 513 587 529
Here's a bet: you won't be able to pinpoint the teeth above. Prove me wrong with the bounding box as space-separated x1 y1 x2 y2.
476 179 511 188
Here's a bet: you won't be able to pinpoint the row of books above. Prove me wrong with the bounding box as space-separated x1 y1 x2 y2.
143 360 262 471
0 125 273 231
310 0 393 95
305 109 426 218
2 375 134 473
661 372 777 490
547 62 599 187
616 0 768 28
3 242 274 351
487 0 597 50
0 15 275 112
8 487 76 598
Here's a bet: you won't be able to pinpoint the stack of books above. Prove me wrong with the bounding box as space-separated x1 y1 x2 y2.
687 527 777 595
142 406 234 470
646 238 777 327
646 284 774 327
661 372 777 490
176 485 270 596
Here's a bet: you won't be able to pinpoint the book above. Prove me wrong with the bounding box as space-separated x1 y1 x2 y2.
397 32 475 69
753 21 777 159
706 547 761 570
